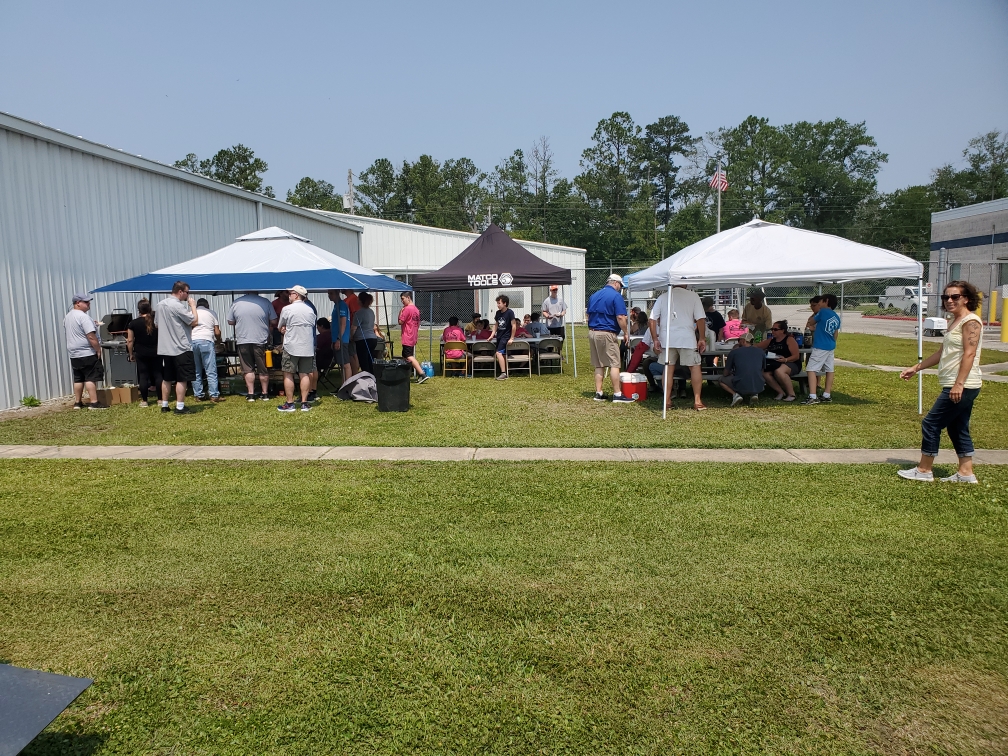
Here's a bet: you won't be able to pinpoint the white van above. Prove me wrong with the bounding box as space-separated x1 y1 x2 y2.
877 286 927 315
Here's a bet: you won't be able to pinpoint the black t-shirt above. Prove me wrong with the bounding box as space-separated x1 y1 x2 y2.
495 308 516 341
706 310 726 338
127 317 159 357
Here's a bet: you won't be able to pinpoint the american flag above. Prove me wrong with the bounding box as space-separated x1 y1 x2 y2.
709 169 728 191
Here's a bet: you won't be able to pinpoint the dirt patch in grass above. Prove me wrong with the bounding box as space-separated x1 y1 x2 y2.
871 664 1008 755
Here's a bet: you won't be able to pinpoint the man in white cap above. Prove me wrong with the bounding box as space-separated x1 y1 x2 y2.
63 293 106 410
649 283 708 411
277 285 317 412
542 284 567 338
586 274 632 402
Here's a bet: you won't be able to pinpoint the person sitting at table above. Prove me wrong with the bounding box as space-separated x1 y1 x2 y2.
464 312 482 337
742 290 773 334
315 317 334 374
629 310 648 336
475 319 492 340
758 320 801 402
442 316 467 360
526 312 551 338
719 331 766 406
514 320 531 338
523 313 532 328
702 297 726 340
721 309 748 341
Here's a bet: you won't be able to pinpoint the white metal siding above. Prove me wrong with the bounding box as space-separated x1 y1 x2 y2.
0 118 360 410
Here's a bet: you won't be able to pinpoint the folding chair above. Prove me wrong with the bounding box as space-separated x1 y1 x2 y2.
536 337 563 375
442 340 468 377
505 341 532 377
471 341 497 377
317 349 342 392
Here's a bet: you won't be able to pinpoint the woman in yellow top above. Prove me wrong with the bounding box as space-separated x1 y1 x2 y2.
898 280 984 483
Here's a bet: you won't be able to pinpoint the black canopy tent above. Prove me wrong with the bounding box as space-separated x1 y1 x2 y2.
411 225 577 375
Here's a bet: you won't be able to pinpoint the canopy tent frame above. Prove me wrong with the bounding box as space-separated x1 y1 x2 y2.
624 219 926 418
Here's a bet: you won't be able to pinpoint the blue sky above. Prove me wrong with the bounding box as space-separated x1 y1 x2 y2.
2 0 1006 197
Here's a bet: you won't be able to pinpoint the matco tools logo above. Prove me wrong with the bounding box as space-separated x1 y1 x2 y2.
467 272 513 287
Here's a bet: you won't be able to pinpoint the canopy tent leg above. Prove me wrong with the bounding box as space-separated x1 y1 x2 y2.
918 276 924 415
662 284 671 420
568 283 577 378
428 292 433 367
382 292 393 357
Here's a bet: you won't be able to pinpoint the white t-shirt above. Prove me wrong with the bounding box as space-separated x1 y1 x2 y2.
278 300 317 357
542 295 566 327
191 307 218 342
64 308 97 358
649 288 707 349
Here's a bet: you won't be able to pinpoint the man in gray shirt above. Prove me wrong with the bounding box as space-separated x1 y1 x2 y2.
227 292 278 402
63 293 106 410
276 285 317 412
719 332 767 406
542 285 567 337
155 281 199 414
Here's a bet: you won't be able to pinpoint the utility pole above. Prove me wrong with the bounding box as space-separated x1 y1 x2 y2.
344 169 355 215
716 158 722 234
487 204 491 228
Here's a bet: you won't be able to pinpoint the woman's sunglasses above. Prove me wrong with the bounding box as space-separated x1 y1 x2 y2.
940 293 962 302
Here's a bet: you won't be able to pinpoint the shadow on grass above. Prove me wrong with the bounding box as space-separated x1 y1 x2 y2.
21 730 107 756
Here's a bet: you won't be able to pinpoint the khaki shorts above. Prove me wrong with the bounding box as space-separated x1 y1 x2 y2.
281 352 316 375
658 347 701 366
806 348 834 373
588 330 621 370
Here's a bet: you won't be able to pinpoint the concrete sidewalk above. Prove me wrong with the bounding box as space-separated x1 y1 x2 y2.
0 445 1006 465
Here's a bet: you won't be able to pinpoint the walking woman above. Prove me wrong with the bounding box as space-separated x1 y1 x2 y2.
898 280 984 483
126 299 163 407
350 292 384 374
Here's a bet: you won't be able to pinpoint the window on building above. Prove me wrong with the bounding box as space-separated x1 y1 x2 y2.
999 262 1008 287
949 263 961 281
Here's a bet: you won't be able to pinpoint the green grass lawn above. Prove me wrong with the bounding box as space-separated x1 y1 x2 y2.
3 461 1006 755
835 333 1006 367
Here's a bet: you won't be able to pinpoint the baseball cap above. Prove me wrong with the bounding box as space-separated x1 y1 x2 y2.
289 285 308 297
739 331 755 343
72 293 93 303
607 274 624 285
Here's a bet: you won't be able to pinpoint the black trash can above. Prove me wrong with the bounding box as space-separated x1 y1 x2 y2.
374 359 411 412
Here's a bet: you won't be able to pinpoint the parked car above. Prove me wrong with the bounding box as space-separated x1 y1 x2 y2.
877 286 928 315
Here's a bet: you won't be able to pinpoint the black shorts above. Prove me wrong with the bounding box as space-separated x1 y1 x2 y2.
548 326 565 338
162 351 196 383
237 343 267 376
70 355 104 384
401 345 415 359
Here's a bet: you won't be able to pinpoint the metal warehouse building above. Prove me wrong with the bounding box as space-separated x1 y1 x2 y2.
930 197 1008 320
313 211 587 325
0 111 363 411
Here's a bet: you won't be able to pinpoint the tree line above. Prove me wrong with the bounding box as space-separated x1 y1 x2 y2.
175 117 1007 267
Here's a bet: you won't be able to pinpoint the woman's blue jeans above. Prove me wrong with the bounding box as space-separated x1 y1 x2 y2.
921 386 980 457
191 340 219 398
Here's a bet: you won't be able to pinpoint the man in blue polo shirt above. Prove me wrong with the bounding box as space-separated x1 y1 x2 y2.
587 273 632 402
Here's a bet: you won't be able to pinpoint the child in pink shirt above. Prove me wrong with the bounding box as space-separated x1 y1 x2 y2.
442 317 467 359
721 309 749 340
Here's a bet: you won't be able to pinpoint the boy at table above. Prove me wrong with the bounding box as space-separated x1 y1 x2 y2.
488 294 519 379
464 312 482 337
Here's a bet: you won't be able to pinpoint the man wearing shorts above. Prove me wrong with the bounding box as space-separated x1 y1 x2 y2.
586 274 632 402
328 290 354 385
398 291 428 383
155 281 199 414
803 293 841 405
228 291 276 402
277 285 317 412
649 284 708 411
63 293 107 410
487 294 519 380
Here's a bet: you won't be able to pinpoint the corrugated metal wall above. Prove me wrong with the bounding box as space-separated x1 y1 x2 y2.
315 212 587 322
0 115 360 410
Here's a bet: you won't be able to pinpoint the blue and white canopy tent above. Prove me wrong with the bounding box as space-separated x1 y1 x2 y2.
93 227 411 294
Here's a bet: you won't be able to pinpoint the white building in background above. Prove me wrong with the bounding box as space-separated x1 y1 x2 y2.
313 212 587 325
0 110 362 411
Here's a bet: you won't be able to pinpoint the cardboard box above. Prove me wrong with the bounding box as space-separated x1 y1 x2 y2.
115 386 140 404
94 387 119 406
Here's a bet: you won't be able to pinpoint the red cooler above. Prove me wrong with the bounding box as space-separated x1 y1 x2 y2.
619 372 648 402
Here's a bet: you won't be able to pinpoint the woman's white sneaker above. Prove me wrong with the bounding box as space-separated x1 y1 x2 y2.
897 467 934 481
939 472 978 483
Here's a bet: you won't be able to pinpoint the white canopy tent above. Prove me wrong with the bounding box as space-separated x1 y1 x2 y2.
623 219 926 418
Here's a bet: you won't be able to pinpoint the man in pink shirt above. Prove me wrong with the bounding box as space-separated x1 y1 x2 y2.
398 292 428 383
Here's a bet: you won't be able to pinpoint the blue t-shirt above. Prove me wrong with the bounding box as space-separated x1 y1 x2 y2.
587 286 627 333
813 307 841 351
331 301 350 343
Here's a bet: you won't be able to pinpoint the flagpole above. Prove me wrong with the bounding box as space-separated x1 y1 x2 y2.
716 159 722 234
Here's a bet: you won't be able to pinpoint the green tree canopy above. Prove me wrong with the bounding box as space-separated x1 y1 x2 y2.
174 144 274 198
286 177 342 211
